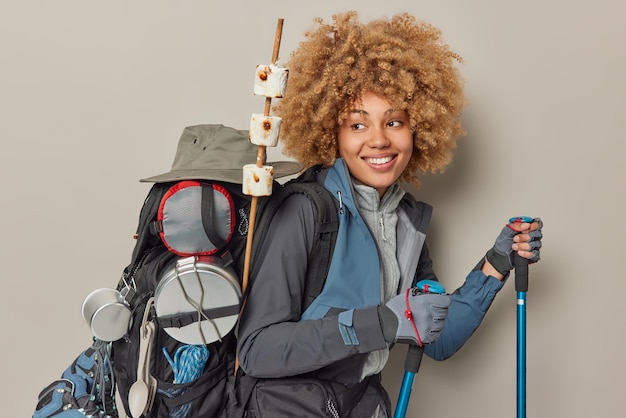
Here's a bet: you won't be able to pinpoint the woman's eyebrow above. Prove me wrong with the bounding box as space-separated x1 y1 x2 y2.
347 108 397 116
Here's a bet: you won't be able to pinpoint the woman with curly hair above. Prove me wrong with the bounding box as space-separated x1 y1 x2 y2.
237 11 543 417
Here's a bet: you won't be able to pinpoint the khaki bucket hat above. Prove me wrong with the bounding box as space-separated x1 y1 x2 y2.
140 124 302 183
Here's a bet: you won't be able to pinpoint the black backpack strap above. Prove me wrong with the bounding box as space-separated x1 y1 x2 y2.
292 181 338 312
250 165 338 312
157 304 241 328
201 183 228 250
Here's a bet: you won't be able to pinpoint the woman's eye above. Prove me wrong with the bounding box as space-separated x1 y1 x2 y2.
351 123 366 131
388 120 403 128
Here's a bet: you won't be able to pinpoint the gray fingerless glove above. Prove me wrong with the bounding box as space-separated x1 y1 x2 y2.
378 289 451 345
486 217 543 276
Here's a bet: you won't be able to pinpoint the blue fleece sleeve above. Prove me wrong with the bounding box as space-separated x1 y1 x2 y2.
424 267 505 360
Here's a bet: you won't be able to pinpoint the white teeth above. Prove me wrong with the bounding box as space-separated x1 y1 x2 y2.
365 156 393 165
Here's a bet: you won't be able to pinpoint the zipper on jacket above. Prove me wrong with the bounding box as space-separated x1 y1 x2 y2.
336 191 345 215
327 397 340 418
379 213 387 242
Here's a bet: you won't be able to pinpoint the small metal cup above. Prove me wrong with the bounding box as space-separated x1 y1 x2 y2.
81 288 132 341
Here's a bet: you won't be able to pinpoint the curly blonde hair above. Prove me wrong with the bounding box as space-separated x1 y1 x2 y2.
274 11 466 186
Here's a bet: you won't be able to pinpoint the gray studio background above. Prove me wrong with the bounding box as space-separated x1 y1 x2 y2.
2 1 624 417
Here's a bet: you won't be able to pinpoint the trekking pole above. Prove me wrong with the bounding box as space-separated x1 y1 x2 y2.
510 216 532 418
515 253 528 418
394 280 445 418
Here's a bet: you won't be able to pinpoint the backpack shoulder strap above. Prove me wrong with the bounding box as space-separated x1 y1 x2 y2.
251 165 338 312
288 179 338 312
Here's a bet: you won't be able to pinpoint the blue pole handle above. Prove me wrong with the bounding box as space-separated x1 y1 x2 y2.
394 345 423 418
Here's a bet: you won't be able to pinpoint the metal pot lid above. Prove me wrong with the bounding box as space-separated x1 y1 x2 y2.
154 256 241 345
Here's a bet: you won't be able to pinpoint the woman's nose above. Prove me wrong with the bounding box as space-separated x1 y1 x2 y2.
367 126 391 148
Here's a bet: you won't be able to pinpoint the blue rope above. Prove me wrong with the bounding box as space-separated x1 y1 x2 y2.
160 345 210 418
162 344 209 383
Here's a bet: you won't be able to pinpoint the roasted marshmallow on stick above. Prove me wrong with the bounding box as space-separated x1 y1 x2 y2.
253 63 289 98
249 114 282 147
242 163 275 197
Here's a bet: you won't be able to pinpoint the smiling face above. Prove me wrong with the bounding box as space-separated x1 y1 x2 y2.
337 91 414 197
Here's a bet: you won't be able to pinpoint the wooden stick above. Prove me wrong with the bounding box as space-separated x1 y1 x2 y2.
236 18 284 375
242 17 284 297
